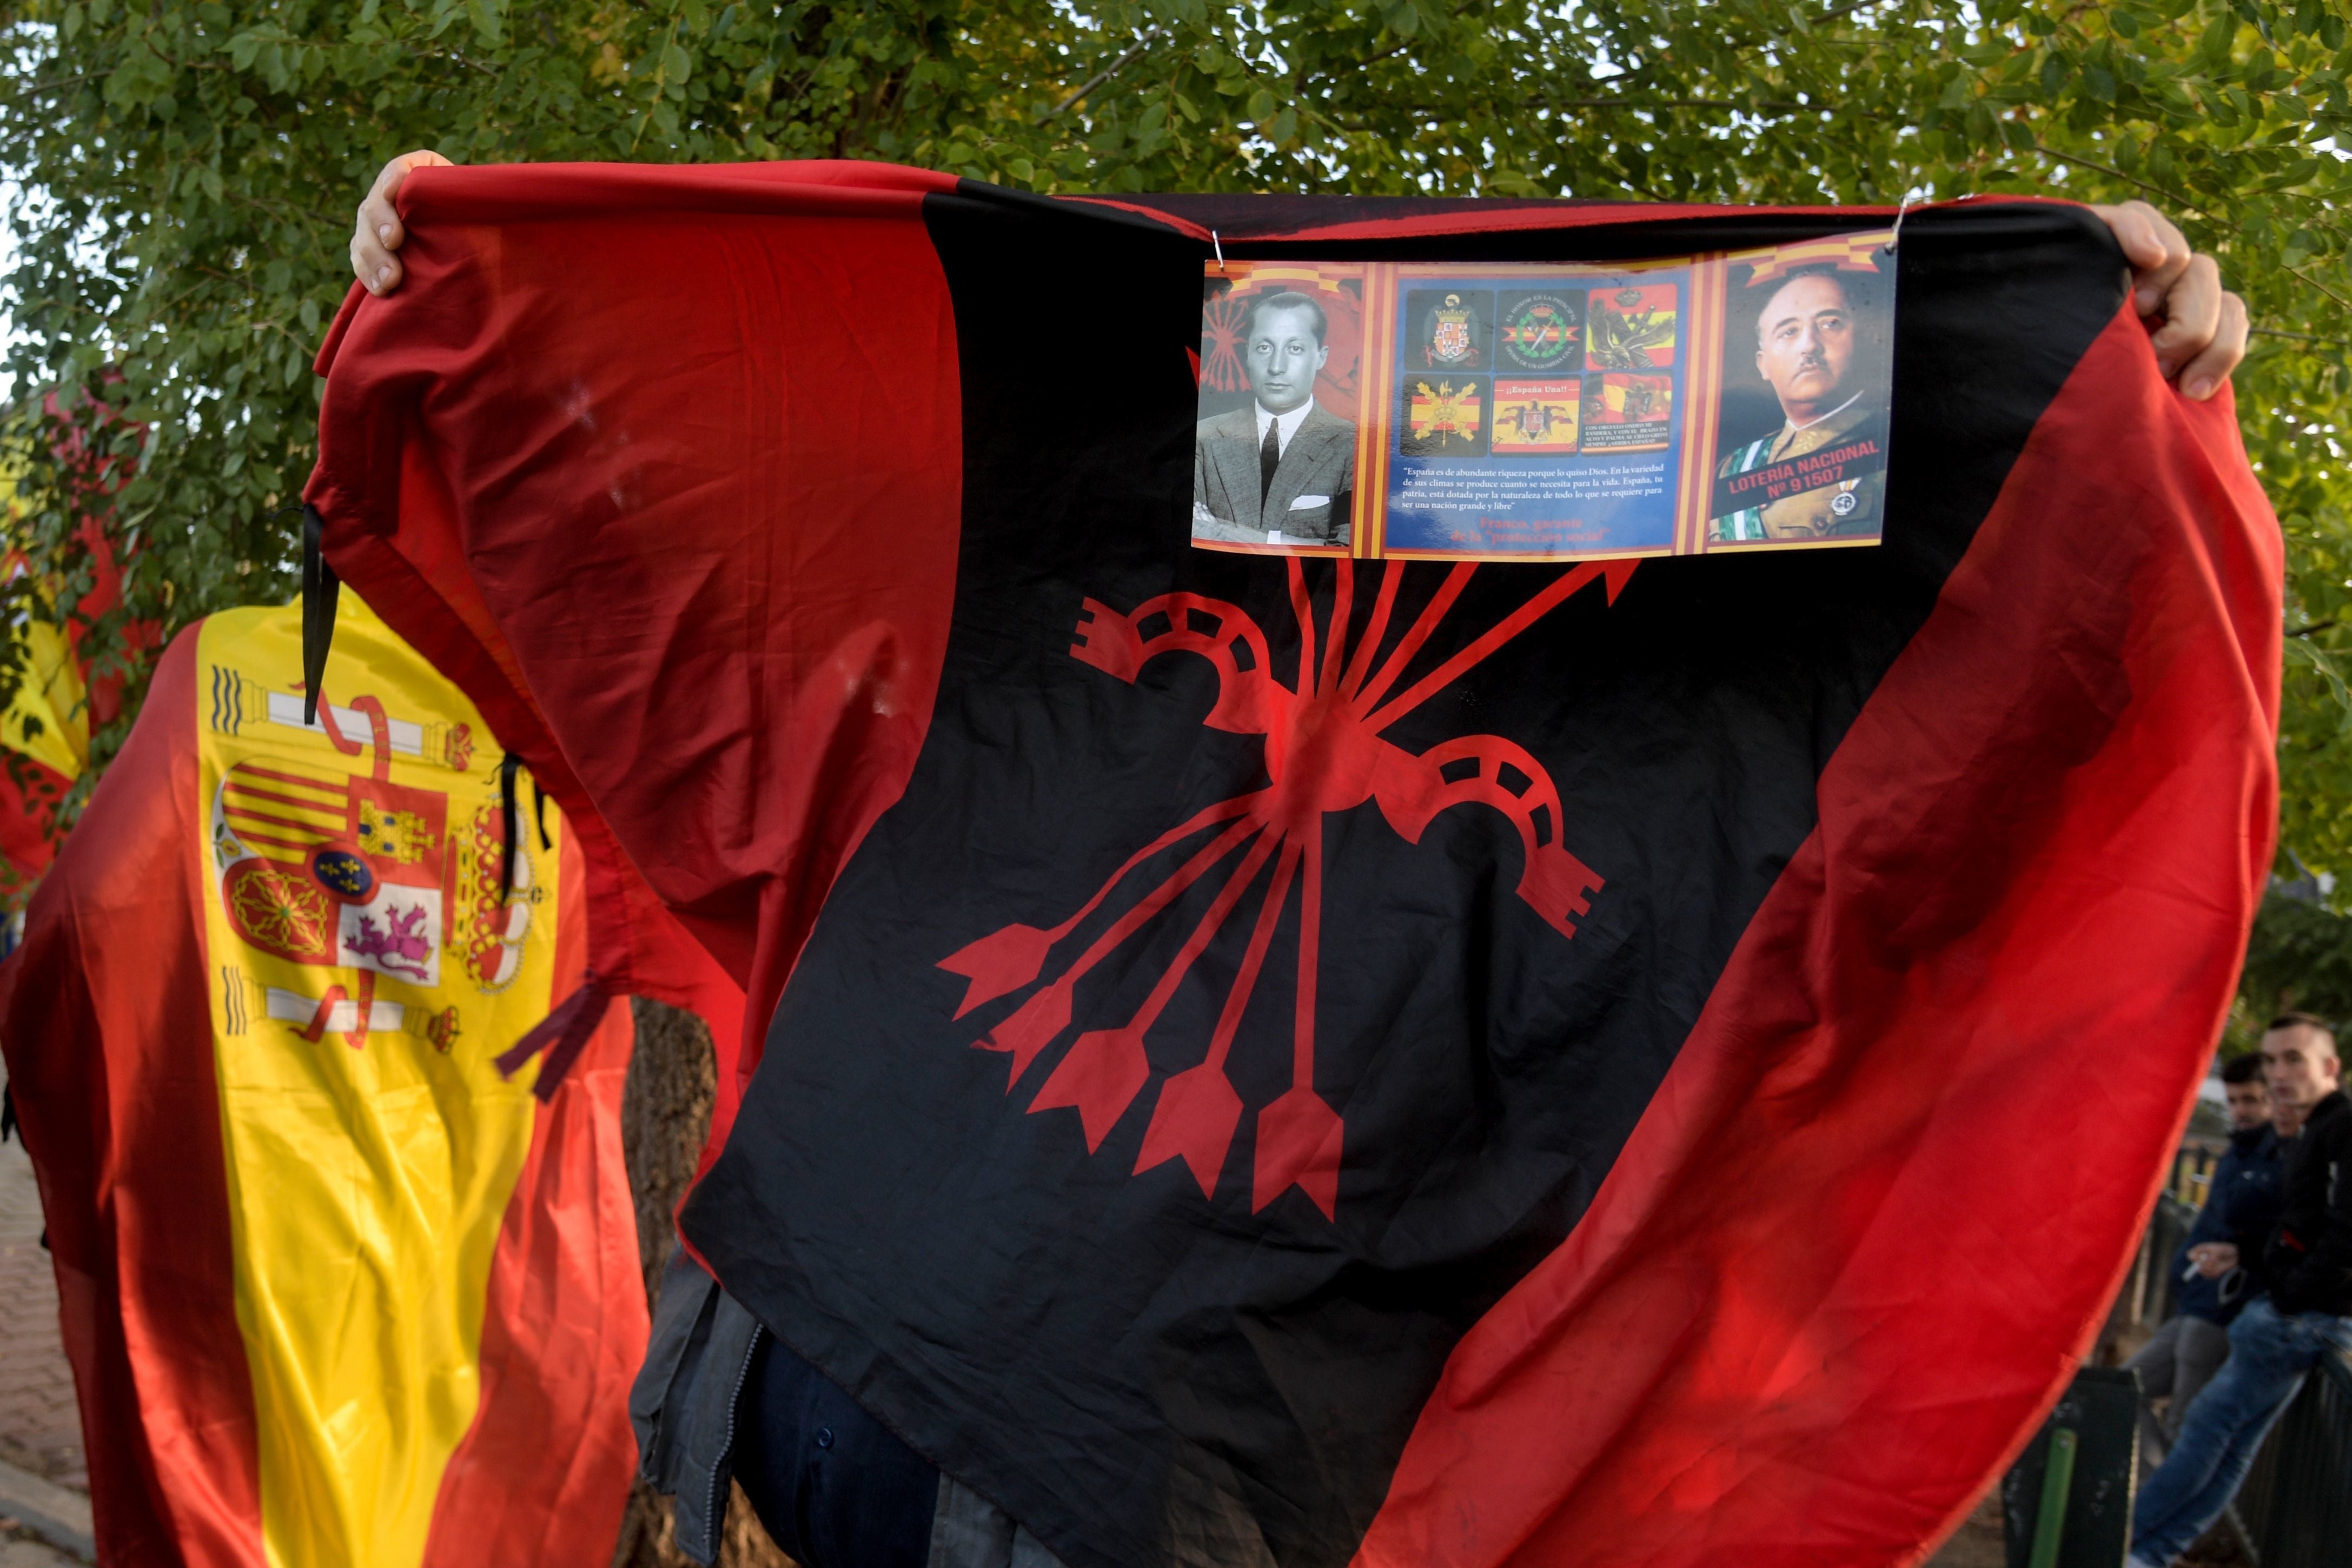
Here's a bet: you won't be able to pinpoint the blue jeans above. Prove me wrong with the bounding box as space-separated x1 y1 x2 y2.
2130 1295 2352 1563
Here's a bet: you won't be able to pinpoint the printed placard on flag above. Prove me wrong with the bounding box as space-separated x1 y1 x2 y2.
1191 229 1896 561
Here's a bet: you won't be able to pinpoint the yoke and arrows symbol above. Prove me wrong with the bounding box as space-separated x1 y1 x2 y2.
939 556 1633 1219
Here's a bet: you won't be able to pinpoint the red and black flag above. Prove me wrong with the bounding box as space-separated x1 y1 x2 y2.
306 165 2280 1568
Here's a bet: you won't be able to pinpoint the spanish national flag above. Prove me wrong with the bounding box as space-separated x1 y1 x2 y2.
1 594 728 1566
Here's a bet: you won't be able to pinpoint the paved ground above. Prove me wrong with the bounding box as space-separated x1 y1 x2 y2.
0 1538 78 1567
1923 1492 2005 1567
0 1131 89 1563
0 1139 82 1492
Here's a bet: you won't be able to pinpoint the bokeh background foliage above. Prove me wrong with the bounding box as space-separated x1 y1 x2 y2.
5 0 2352 883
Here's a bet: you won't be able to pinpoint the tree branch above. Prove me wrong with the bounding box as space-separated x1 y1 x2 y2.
2030 142 2352 312
1548 96 1807 112
1037 25 1164 125
1730 0 1880 62
2031 143 2212 217
2252 327 2352 348
2268 262 2349 316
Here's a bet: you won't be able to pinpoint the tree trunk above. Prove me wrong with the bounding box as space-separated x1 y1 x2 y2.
611 999 794 1568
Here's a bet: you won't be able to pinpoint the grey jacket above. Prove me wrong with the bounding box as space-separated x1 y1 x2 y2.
632 1249 765 1564
1192 403 1356 542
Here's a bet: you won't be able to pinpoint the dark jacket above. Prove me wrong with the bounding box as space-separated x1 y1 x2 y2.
2175 1121 2285 1324
2263 1088 2352 1317
632 1248 1055 1568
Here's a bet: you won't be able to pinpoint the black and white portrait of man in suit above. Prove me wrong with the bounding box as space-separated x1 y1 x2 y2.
1192 291 1356 547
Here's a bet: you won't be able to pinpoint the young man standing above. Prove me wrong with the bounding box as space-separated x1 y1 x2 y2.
2130 1014 2352 1567
2126 1053 2282 1442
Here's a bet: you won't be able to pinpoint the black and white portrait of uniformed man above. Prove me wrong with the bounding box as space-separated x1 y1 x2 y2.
1192 291 1357 547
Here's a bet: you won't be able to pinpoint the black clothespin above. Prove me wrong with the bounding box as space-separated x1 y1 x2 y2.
301 504 341 724
499 752 523 899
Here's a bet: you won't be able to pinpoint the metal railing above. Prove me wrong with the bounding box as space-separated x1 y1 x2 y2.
2231 1347 2352 1567
2126 1195 2197 1330
2170 1137 2223 1210
2121 1140 2224 1332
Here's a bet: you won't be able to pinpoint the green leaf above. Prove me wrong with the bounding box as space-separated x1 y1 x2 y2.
2197 12 2240 68
1247 85 1275 122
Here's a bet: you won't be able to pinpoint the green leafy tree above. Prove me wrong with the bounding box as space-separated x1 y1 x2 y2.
2238 887 2352 1020
4 0 2351 873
